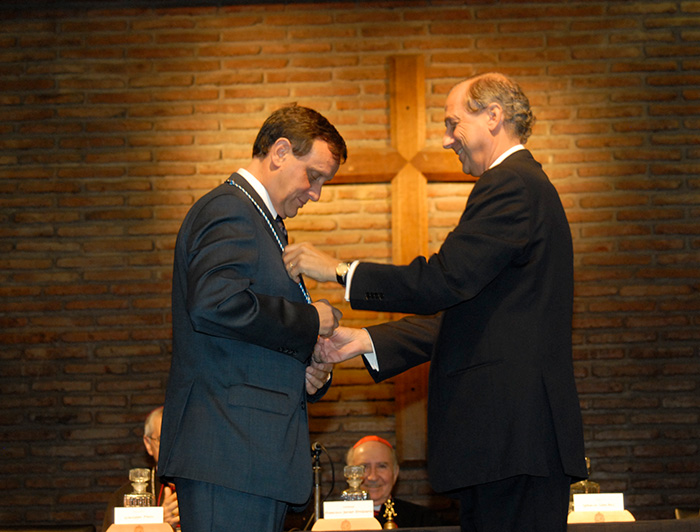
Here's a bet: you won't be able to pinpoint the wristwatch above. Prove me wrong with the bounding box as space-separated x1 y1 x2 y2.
335 262 350 286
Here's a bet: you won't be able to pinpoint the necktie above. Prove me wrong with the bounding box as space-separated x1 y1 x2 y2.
275 215 287 240
225 178 310 303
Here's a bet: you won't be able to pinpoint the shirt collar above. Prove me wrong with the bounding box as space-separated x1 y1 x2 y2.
489 144 525 170
236 167 279 219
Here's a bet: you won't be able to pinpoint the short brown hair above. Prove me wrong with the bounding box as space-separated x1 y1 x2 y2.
252 104 347 165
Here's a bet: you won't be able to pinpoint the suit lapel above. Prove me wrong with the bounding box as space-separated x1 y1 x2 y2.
227 174 309 298
228 173 288 247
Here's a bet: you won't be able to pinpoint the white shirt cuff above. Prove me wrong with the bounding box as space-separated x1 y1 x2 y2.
344 264 379 371
361 328 379 371
343 260 360 301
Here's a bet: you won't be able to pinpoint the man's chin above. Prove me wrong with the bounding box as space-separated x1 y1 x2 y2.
287 205 303 218
367 490 385 502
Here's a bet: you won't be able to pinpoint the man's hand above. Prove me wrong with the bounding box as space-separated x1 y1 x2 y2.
314 326 373 364
305 358 332 395
284 242 339 283
162 485 179 528
312 299 342 337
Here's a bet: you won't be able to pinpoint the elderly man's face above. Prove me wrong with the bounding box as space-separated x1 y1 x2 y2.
349 441 399 507
443 80 494 178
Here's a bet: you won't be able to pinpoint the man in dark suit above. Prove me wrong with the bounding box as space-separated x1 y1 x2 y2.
158 105 347 532
283 73 588 532
347 435 444 528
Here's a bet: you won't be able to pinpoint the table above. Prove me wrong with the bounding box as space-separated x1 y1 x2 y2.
348 521 700 532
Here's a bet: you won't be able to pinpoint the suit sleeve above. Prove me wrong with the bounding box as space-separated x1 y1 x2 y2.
364 314 441 382
350 167 531 315
184 193 318 362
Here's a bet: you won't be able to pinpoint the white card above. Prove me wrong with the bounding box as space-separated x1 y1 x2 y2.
114 506 164 524
323 500 374 519
574 493 625 512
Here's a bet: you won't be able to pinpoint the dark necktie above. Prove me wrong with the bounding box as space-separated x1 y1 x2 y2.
275 215 287 241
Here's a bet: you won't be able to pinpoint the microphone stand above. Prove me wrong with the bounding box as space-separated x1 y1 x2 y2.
311 442 323 525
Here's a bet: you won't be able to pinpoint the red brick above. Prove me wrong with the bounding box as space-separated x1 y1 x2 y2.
1 2 699 527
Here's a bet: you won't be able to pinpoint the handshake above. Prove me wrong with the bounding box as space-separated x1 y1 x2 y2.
283 243 374 395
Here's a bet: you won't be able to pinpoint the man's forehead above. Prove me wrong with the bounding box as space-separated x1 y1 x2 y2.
445 80 470 111
306 140 338 173
355 442 392 461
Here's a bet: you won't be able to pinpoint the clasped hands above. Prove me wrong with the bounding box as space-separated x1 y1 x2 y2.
304 325 373 395
286 243 375 395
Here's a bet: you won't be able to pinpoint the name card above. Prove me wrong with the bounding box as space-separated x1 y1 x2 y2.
574 493 625 513
114 506 164 524
323 500 374 519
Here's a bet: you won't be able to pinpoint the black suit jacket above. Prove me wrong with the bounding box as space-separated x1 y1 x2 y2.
159 174 328 506
350 150 587 493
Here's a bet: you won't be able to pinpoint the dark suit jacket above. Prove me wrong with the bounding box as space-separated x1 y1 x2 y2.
159 174 328 506
350 150 587 493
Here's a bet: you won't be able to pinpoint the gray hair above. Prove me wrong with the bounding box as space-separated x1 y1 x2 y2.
464 72 535 144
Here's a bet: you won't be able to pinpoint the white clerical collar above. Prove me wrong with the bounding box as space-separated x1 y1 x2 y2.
236 168 279 219
489 144 525 170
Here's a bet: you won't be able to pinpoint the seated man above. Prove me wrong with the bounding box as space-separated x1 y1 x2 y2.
347 435 443 528
102 407 179 530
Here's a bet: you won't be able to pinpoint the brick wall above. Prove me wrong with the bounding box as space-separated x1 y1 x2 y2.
1 0 698 528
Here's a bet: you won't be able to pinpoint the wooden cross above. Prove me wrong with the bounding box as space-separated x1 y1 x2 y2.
331 55 476 463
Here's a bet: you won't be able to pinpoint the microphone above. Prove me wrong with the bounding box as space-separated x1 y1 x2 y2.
311 441 324 524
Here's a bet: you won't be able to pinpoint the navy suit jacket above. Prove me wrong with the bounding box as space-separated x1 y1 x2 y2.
159 174 328 506
350 150 587 493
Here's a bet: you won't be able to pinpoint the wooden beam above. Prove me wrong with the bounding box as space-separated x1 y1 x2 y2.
411 149 476 183
390 55 425 161
389 55 429 464
331 148 405 184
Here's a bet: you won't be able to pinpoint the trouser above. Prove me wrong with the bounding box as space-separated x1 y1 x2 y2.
457 422 572 532
174 477 288 532
457 468 572 532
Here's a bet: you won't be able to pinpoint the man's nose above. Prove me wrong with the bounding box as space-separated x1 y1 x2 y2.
442 131 454 150
309 182 322 202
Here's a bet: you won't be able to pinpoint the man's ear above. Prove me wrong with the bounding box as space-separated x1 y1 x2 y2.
270 137 292 167
143 435 155 458
486 102 504 132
